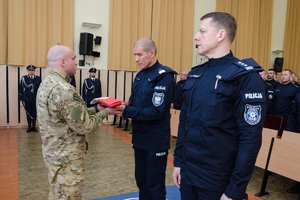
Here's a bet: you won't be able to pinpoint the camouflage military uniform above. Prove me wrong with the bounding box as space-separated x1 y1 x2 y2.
36 69 109 200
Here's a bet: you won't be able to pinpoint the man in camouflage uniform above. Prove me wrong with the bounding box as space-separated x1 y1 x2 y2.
36 45 121 200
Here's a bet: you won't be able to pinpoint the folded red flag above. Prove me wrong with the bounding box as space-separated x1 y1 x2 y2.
90 97 129 108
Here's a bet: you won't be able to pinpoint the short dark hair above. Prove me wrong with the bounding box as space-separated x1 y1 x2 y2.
268 69 276 72
282 69 293 75
201 12 237 43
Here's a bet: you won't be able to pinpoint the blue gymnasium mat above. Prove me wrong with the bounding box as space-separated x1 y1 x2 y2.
93 185 180 200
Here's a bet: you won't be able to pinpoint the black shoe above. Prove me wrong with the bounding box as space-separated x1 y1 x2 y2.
287 187 300 194
26 128 31 132
31 127 38 132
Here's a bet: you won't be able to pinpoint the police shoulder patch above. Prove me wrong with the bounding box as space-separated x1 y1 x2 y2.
244 104 262 125
152 92 164 107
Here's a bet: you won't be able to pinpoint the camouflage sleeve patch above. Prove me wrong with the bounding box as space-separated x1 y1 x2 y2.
70 107 83 121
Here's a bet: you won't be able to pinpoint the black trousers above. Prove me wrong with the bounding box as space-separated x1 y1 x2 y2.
134 148 168 200
180 178 248 200
24 101 37 123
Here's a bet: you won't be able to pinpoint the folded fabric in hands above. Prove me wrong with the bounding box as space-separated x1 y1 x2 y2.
90 97 130 107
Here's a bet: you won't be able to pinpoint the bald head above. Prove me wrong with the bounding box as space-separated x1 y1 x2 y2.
134 37 157 55
47 45 71 67
180 71 187 80
47 45 78 75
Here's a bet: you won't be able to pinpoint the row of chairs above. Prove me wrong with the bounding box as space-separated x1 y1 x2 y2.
255 114 300 196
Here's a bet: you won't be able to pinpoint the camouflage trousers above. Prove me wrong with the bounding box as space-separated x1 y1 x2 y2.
46 158 85 200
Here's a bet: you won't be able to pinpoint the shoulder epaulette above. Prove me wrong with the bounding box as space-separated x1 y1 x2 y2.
234 58 262 72
148 66 176 82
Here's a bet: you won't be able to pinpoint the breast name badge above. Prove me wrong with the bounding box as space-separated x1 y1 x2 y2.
152 92 164 107
244 104 262 125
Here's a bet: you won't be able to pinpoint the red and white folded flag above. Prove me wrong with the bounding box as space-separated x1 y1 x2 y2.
90 97 130 108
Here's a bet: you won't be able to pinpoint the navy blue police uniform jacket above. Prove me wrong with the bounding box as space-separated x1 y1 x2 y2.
264 82 274 114
122 61 176 151
271 82 299 118
173 79 186 110
174 52 266 200
266 79 279 89
82 77 102 104
18 75 41 102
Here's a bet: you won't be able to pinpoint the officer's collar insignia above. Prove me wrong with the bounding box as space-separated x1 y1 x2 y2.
158 69 166 74
152 92 164 107
244 104 261 125
190 74 201 78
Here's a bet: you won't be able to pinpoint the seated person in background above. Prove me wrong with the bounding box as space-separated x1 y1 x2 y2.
271 69 299 118
171 71 187 110
260 69 274 114
266 68 279 88
259 70 266 80
82 67 102 108
292 73 300 85
276 72 282 84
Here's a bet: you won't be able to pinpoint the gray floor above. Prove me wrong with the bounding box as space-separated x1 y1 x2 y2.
15 124 300 200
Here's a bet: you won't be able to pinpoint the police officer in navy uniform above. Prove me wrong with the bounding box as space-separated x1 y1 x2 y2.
172 12 266 200
69 75 76 88
116 37 176 200
19 65 41 132
171 71 187 110
82 67 102 107
266 68 280 89
260 70 274 114
271 69 299 118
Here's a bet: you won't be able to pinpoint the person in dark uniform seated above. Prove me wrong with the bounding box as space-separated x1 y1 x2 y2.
266 68 279 89
18 65 41 132
171 71 187 110
292 72 300 86
82 67 102 108
69 75 76 88
286 92 300 198
271 69 299 118
260 70 274 114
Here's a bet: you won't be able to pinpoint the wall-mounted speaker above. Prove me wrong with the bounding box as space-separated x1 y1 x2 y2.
79 32 94 55
273 57 284 73
94 36 102 45
92 51 100 57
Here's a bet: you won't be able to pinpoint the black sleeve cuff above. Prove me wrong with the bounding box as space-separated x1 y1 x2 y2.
94 105 99 112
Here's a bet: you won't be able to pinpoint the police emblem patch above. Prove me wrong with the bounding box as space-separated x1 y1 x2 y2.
152 92 164 107
244 104 262 125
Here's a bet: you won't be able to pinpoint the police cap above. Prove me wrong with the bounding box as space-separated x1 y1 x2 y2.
89 67 97 73
26 65 36 70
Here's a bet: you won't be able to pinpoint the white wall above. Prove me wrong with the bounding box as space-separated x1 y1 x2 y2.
270 0 287 69
74 0 110 70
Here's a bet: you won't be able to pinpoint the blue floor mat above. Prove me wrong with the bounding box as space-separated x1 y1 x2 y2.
93 185 180 200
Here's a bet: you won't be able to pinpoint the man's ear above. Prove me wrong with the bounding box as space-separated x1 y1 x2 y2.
150 49 156 58
59 58 65 66
217 29 226 43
